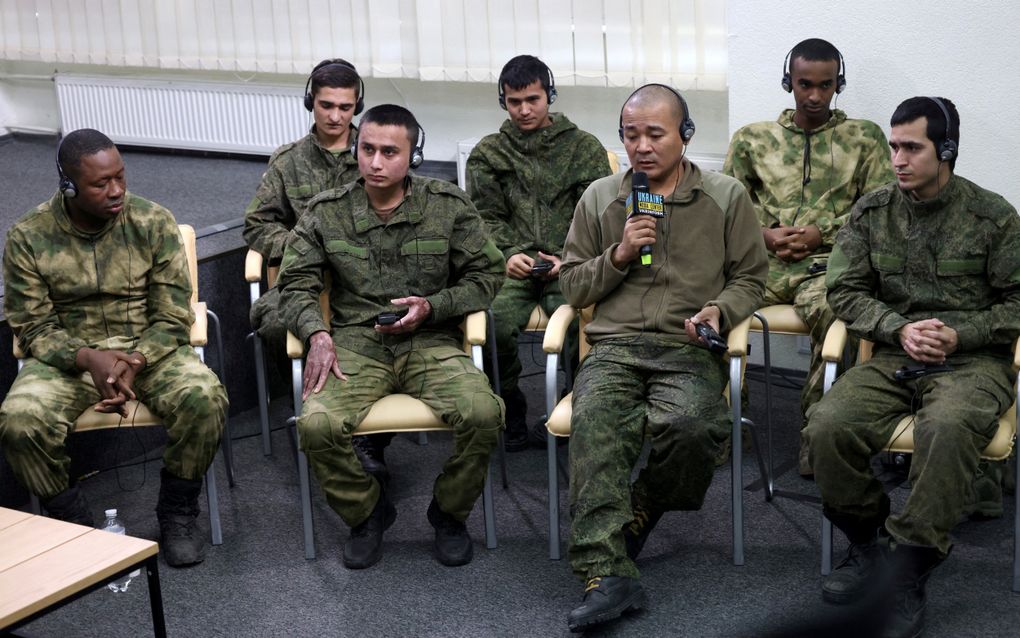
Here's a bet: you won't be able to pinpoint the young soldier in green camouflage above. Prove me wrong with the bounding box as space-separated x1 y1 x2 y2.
805 97 1020 638
467 55 611 451
244 59 392 477
0 129 227 567
560 86 767 632
276 105 505 570
723 39 893 476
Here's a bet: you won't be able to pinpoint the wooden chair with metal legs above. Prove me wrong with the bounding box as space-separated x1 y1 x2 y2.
285 280 497 559
817 319 1020 591
19 225 230 545
749 304 813 501
541 305 757 565
244 249 279 457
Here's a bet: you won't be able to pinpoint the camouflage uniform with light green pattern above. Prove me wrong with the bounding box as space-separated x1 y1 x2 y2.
724 109 893 415
276 175 506 527
804 176 1020 553
0 192 227 499
467 114 611 394
245 126 360 344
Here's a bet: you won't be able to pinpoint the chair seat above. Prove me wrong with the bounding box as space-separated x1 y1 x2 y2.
751 304 809 335
75 401 161 432
546 393 573 437
886 403 1017 460
353 394 451 434
525 305 550 332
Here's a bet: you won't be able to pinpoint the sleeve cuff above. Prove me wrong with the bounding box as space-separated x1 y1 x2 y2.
953 320 983 352
425 291 452 323
875 311 911 345
296 310 330 345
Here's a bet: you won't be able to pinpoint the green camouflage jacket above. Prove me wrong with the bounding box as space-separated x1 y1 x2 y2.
827 175 1020 355
244 125 360 261
724 109 893 254
277 175 506 362
466 114 610 260
3 191 193 372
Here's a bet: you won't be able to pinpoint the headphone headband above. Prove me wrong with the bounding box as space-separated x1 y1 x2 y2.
56 135 78 199
617 83 695 144
497 66 557 110
781 46 846 94
304 59 365 114
925 96 958 163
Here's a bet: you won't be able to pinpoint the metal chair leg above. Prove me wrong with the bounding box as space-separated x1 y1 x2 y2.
482 462 497 549
730 355 745 566
546 351 562 560
205 311 235 487
821 515 833 575
486 307 509 489
291 357 316 560
252 334 272 457
205 464 222 545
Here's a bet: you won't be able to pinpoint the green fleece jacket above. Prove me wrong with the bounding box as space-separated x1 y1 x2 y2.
560 162 768 342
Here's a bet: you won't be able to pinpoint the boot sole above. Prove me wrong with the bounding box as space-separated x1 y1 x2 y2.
343 504 397 570
567 589 646 632
821 585 868 605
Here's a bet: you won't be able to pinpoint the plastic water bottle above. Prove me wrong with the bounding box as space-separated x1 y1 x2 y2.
100 509 140 593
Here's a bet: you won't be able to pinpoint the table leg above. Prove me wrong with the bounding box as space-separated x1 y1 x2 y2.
145 556 167 638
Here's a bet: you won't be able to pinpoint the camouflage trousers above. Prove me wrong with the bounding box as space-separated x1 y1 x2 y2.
0 345 227 499
250 286 291 379
299 344 503 527
490 276 576 394
804 349 1015 554
568 336 730 580
763 258 838 418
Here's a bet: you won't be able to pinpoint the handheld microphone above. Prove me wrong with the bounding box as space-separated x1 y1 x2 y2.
625 171 665 267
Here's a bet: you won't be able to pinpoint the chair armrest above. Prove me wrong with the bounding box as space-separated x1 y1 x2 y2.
190 302 208 347
1013 336 1020 372
542 305 577 354
464 311 487 346
286 331 305 359
821 319 848 362
726 316 752 357
245 249 264 283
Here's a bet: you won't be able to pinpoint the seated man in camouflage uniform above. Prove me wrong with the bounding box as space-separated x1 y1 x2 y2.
276 105 505 570
467 55 611 450
560 86 767 632
0 128 228 567
805 97 1020 638
723 38 893 476
244 59 390 478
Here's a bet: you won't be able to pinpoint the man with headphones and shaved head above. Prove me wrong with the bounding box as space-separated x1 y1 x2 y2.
276 104 506 570
558 85 767 631
467 54 611 451
724 38 894 477
804 97 1020 637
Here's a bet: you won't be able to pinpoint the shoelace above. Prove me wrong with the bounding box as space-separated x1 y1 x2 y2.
585 577 603 593
836 542 871 569
628 506 651 535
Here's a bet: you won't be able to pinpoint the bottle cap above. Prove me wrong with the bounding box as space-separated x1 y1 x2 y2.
105 509 117 517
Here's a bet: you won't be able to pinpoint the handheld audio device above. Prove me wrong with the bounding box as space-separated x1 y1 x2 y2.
893 363 953 382
695 323 728 354
377 309 409 326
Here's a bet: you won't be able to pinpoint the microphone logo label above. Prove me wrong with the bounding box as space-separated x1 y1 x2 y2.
626 191 665 218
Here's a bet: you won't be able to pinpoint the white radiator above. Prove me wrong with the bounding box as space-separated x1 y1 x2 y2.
55 75 307 155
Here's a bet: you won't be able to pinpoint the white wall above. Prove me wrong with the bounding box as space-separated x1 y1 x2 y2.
0 59 730 161
728 0 1020 208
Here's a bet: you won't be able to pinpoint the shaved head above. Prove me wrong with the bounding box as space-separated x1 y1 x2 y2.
623 85 686 127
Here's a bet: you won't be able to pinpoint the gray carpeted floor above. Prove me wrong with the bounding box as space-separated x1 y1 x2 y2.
9 334 1018 637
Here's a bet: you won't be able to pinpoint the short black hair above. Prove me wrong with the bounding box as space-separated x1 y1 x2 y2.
359 104 421 147
498 55 552 94
891 96 960 169
789 38 841 68
309 58 361 98
57 128 116 179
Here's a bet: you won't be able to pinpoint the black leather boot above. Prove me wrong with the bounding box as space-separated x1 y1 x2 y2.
567 576 646 632
426 497 473 566
352 435 390 486
155 468 206 567
42 484 94 527
343 489 396 569
879 542 945 638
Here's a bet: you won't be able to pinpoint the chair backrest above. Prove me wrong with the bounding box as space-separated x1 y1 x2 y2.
607 150 621 174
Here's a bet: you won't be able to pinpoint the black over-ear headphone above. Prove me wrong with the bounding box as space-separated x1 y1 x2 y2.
498 67 557 110
304 59 365 114
352 121 426 169
56 136 77 199
925 96 958 163
781 47 846 94
617 84 695 144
